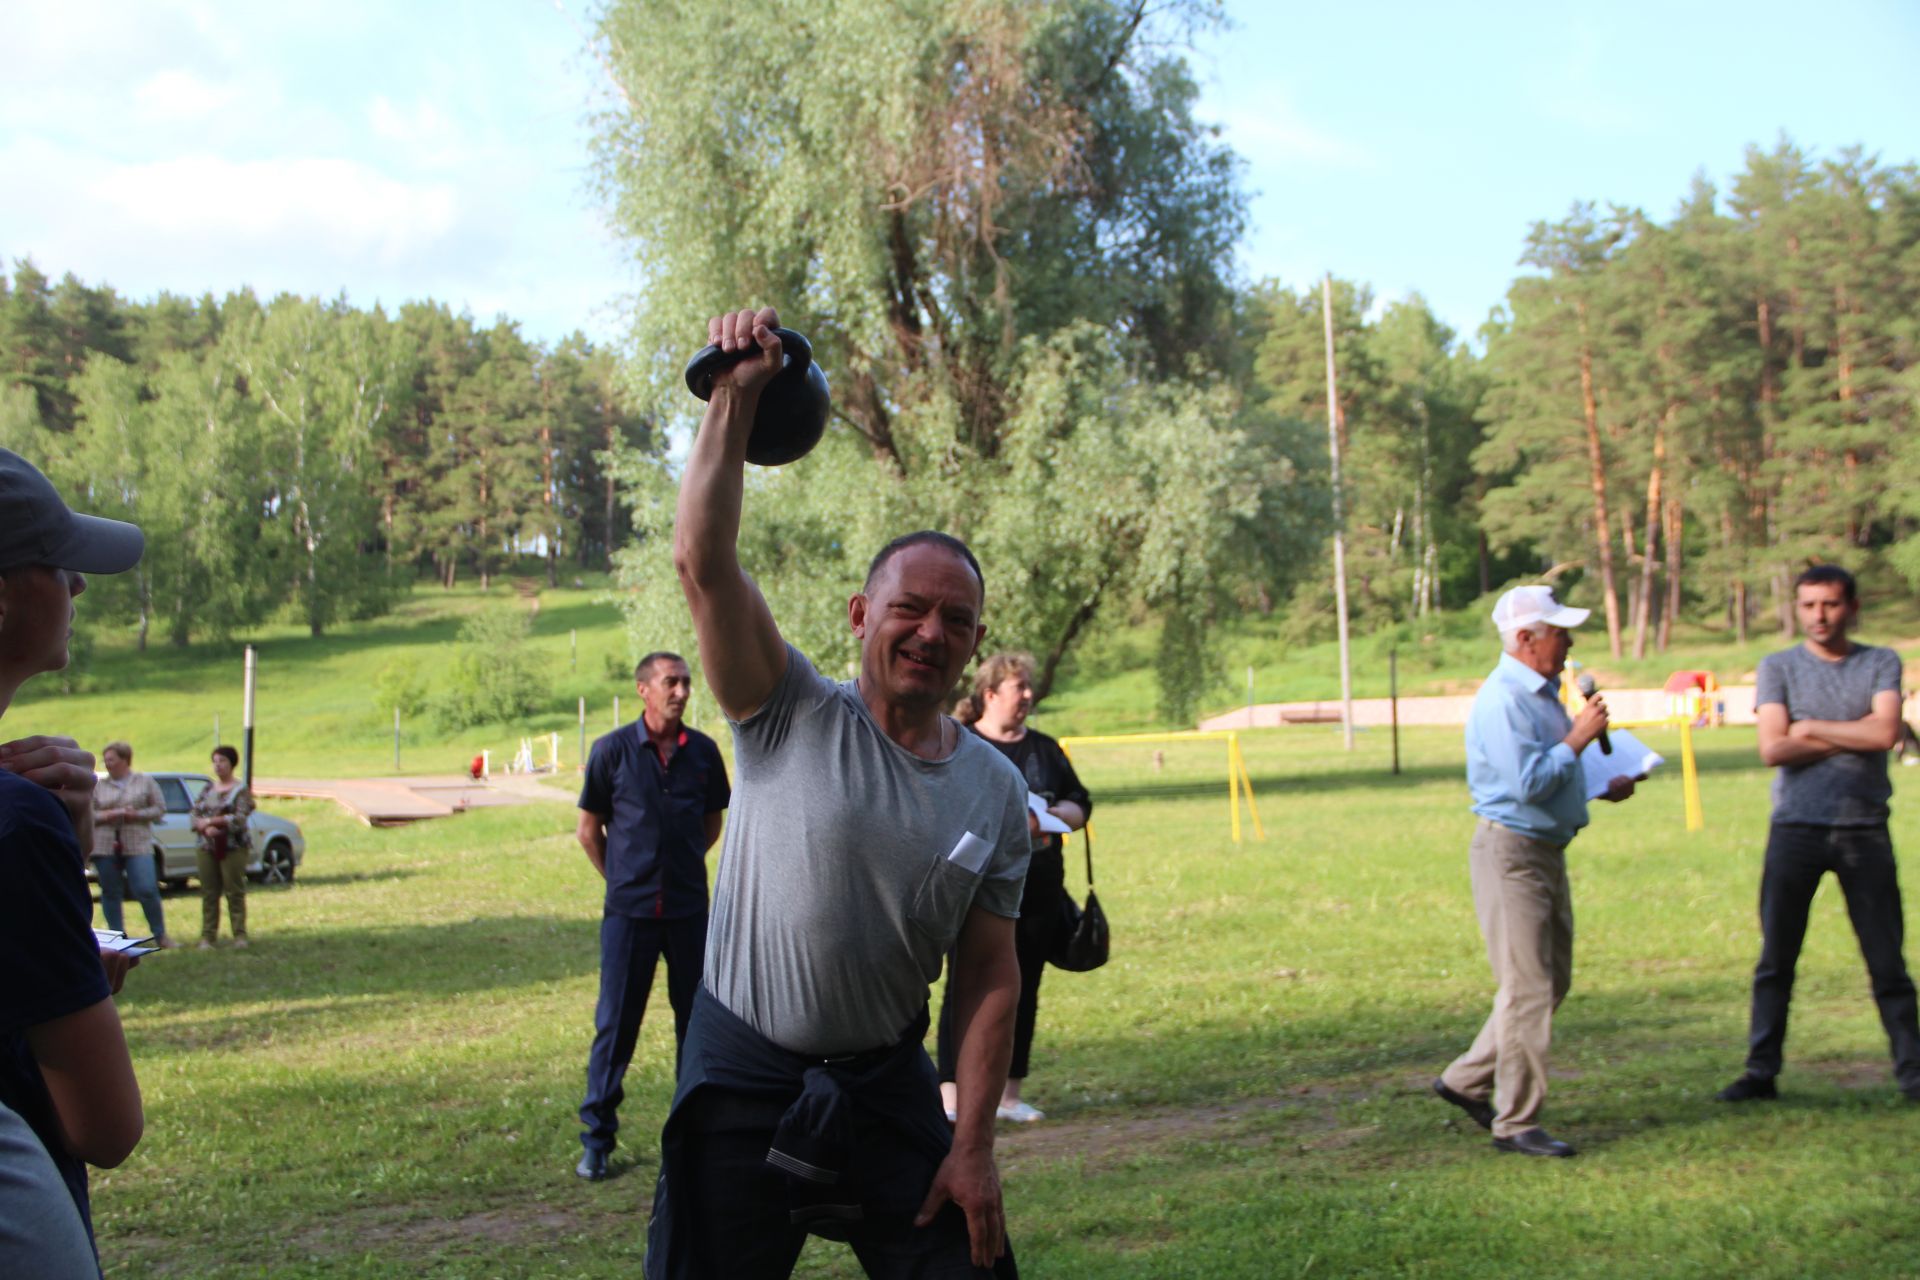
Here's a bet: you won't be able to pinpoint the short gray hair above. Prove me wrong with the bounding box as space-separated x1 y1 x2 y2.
1500 623 1548 654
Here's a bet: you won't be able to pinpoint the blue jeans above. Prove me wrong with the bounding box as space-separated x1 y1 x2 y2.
93 853 167 940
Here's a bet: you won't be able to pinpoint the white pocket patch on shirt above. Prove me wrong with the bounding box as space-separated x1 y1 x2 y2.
946 831 993 874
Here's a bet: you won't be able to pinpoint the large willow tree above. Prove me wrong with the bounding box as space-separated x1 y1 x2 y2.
593 0 1303 717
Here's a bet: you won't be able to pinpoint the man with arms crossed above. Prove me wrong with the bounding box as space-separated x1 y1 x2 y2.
574 651 728 1181
1433 585 1634 1157
1718 565 1920 1103
646 306 1029 1278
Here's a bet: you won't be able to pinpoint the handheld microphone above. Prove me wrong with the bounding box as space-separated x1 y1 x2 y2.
1576 673 1612 754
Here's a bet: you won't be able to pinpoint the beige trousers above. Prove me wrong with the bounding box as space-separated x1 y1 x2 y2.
1441 819 1574 1139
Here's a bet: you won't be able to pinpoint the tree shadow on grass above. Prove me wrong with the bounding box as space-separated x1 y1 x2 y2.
122 912 601 1018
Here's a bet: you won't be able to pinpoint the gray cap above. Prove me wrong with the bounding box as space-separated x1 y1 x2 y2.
0 448 145 574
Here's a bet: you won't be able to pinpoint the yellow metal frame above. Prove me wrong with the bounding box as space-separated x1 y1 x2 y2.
1610 716 1705 832
1057 730 1265 843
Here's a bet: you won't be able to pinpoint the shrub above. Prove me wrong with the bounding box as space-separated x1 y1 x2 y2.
434 608 551 730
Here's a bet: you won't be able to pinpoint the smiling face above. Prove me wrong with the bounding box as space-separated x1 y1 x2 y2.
850 543 987 714
1795 580 1857 649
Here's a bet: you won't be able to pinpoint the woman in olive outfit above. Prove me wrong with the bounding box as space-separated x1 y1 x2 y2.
189 746 253 949
936 652 1090 1123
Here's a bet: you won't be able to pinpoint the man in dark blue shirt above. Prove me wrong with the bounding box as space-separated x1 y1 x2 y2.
575 651 729 1180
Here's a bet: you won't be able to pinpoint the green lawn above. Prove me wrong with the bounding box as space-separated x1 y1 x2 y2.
94 725 1920 1278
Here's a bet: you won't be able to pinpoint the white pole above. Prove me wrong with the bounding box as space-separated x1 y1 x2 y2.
1322 273 1356 752
243 645 258 787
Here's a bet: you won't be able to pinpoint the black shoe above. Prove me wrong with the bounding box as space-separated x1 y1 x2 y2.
1716 1074 1777 1103
1432 1078 1494 1130
1493 1127 1575 1158
576 1149 609 1181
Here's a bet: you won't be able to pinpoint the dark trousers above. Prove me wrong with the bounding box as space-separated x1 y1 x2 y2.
579 911 706 1154
936 901 1053 1082
670 1087 1005 1279
1744 822 1920 1090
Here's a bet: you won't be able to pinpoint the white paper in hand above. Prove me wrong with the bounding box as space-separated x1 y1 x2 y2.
1027 793 1072 835
947 831 994 873
1580 727 1664 799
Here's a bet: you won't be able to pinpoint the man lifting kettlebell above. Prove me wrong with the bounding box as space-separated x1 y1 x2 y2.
643 307 1032 1279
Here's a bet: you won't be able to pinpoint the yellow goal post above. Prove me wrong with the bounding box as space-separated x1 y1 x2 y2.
1607 716 1705 832
1056 730 1265 843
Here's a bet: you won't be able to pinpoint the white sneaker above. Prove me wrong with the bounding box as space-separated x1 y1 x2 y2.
996 1101 1044 1123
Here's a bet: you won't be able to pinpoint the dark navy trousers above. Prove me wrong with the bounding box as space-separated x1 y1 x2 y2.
579 911 707 1155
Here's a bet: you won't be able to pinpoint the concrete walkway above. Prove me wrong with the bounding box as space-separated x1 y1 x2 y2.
253 772 575 826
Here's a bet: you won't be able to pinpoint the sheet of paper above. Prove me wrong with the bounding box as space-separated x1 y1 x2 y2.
1027 792 1072 835
1580 727 1664 800
946 831 993 873
93 928 158 958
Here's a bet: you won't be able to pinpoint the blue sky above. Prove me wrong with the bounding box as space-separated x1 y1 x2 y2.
4 1 1917 350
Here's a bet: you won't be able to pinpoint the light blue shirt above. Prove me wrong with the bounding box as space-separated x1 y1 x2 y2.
1464 652 1588 846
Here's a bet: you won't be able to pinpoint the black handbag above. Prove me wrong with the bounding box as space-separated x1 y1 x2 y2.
1049 827 1109 972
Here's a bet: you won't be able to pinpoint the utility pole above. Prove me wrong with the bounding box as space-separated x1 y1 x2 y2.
1322 273 1356 751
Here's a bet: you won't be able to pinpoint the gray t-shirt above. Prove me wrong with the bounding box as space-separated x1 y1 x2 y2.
1756 642 1903 826
703 645 1030 1056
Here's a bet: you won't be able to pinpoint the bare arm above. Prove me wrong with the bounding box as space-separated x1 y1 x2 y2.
1049 799 1088 831
703 811 724 851
915 906 1018 1267
1790 690 1903 753
1757 703 1842 767
672 307 790 722
576 809 608 879
25 999 143 1168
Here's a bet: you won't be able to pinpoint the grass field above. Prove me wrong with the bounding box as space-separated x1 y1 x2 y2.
92 724 1920 1278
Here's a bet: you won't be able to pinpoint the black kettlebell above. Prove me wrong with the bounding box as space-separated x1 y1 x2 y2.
682 327 831 466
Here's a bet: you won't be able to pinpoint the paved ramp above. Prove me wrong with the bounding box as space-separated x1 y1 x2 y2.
253 773 573 826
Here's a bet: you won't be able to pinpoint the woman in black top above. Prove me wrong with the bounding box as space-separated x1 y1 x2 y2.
936 652 1091 1123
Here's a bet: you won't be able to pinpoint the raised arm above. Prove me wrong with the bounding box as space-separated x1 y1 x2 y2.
672 307 790 721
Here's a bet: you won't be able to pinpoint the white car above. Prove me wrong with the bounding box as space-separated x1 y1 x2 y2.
90 772 305 886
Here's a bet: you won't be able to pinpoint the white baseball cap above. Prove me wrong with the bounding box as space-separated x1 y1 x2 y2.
1490 584 1589 633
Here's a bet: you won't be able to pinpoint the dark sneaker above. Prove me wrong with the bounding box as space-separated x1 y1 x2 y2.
1715 1074 1777 1102
1432 1078 1494 1129
576 1149 609 1181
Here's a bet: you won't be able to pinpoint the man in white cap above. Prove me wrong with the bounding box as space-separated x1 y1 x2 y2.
1431 584 1634 1157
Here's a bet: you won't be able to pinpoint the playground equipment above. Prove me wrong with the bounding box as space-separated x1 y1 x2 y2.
508 733 563 775
1664 670 1723 727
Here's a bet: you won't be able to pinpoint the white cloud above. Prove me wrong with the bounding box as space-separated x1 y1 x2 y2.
1210 100 1375 171
83 154 458 267
133 69 245 123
